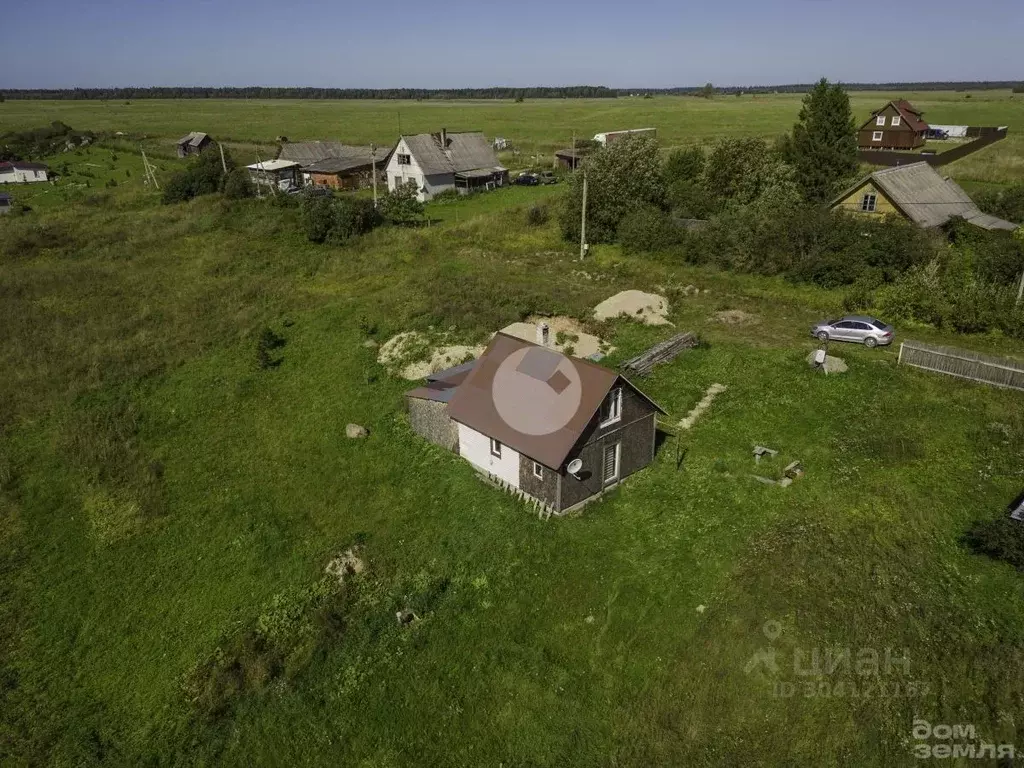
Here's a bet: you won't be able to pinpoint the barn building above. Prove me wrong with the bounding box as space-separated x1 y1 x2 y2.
857 101 929 150
385 129 507 201
406 331 665 515
176 132 212 157
278 141 387 190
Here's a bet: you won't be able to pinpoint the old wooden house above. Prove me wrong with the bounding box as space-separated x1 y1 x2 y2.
857 100 929 150
406 331 664 515
830 162 1017 231
277 141 387 190
176 132 212 157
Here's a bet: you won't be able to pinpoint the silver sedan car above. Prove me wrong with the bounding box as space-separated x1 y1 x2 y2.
811 315 895 347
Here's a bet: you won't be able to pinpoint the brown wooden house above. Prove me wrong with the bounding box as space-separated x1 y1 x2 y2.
405 331 665 516
858 100 929 150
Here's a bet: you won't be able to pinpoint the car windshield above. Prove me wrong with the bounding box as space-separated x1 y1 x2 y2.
869 319 888 330
826 319 840 326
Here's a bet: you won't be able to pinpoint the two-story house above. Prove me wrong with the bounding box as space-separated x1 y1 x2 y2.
385 129 507 202
858 100 929 150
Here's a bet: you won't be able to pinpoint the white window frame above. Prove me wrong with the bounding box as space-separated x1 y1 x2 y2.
396 153 411 165
876 115 886 126
599 388 623 427
861 193 877 212
489 438 502 458
603 442 621 484
891 116 901 127
532 461 543 479
872 131 883 142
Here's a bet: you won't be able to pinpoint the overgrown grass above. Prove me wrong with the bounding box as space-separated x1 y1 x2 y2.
2 178 1024 765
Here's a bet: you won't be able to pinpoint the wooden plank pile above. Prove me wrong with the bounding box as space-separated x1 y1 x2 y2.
622 332 699 375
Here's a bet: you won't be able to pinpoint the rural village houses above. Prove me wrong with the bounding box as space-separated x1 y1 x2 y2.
386 129 507 201
831 161 1018 232
857 100 929 150
405 330 665 515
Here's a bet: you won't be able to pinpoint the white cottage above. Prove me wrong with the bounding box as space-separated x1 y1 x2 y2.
0 162 49 184
385 129 507 202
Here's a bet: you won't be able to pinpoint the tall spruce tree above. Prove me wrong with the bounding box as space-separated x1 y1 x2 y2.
783 78 858 203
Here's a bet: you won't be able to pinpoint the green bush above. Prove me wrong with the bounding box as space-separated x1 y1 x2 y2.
430 189 461 205
617 205 683 254
525 203 549 226
327 197 382 243
963 517 1024 570
222 168 254 200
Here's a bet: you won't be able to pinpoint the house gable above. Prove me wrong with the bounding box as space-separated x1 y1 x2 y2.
831 179 904 219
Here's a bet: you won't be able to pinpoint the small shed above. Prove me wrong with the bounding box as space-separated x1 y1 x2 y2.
246 159 301 191
554 148 585 170
176 132 212 157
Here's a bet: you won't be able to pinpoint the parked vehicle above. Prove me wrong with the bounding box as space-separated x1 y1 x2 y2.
811 315 895 347
537 171 558 184
512 173 540 186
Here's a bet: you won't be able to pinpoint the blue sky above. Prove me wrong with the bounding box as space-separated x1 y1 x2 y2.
3 0 1022 88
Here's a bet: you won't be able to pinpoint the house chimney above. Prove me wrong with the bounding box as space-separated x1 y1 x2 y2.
440 127 447 147
537 322 550 346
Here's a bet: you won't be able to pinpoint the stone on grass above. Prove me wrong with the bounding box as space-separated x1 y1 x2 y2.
346 423 369 438
806 351 848 374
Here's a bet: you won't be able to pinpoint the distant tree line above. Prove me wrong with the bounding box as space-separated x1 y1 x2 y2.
622 81 1024 95
0 86 618 101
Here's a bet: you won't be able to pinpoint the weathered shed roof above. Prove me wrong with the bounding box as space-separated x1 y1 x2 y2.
0 161 48 172
445 333 664 470
247 159 300 172
176 131 209 147
832 162 1018 231
400 132 504 176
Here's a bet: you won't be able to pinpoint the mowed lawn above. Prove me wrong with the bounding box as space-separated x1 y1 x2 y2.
2 181 1024 766
3 90 1024 183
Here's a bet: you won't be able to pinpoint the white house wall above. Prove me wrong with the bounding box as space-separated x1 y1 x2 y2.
0 168 47 184
384 138 453 202
456 423 520 488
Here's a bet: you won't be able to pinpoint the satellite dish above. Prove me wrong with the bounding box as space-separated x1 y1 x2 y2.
567 458 583 478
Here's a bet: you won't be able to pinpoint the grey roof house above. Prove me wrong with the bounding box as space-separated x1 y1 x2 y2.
278 141 387 189
385 129 507 201
176 132 212 157
406 330 665 515
831 162 1018 232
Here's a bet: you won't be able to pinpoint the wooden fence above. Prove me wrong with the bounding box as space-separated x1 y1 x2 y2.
858 127 1007 168
898 341 1024 391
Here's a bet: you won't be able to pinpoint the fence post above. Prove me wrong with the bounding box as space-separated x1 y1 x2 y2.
897 342 904 366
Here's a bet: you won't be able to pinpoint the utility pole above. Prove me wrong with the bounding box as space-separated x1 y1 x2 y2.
254 147 264 199
218 142 228 174
370 143 378 208
571 130 576 172
579 170 588 259
1016 268 1024 307
141 150 159 190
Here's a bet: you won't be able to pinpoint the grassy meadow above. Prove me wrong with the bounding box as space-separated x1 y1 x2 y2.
2 95 1024 765
3 90 1024 184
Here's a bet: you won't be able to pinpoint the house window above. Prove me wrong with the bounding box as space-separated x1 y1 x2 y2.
872 131 883 142
394 175 402 188
603 442 621 483
891 116 901 127
599 388 622 426
860 193 877 212
489 438 502 458
876 115 886 126
533 461 543 479
396 153 411 165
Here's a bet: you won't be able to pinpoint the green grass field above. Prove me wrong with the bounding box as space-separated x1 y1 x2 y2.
3 90 1023 184
2 95 1024 765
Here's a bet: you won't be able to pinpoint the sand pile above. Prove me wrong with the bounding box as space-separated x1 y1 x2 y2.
499 315 612 359
594 290 671 325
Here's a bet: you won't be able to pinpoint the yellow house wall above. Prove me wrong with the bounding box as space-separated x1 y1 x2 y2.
833 182 902 219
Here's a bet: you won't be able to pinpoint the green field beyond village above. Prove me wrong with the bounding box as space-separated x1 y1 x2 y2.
2 92 1024 766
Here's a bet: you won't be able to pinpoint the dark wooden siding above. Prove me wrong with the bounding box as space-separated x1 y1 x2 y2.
519 455 558 507
859 105 925 149
556 384 658 511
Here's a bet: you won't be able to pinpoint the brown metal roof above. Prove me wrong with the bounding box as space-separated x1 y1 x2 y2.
445 332 664 470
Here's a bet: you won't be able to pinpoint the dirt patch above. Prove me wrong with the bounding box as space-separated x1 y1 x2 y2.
325 547 365 585
378 331 484 380
594 290 671 326
499 315 613 359
711 310 759 325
